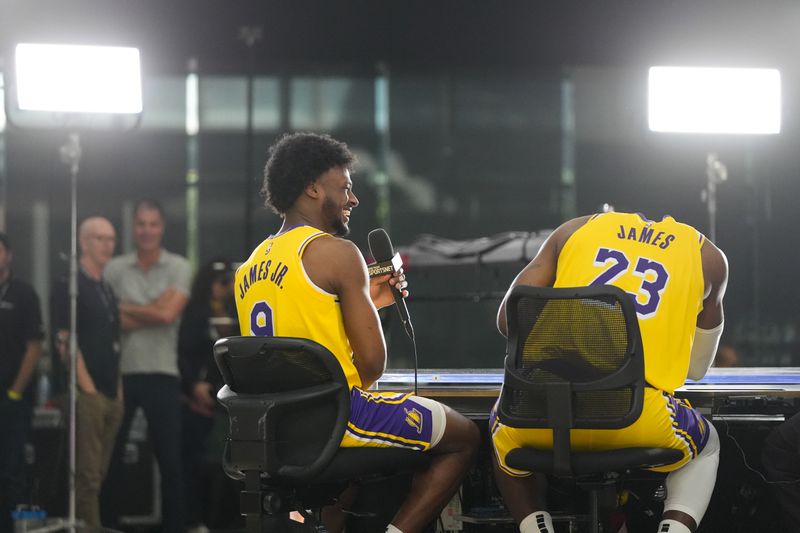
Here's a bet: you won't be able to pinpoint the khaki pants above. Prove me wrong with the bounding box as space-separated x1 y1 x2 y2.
75 391 123 531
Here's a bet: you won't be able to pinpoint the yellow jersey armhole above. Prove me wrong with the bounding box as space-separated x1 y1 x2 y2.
697 231 706 249
297 232 338 299
298 231 328 257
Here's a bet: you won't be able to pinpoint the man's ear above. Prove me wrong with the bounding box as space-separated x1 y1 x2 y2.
305 181 321 199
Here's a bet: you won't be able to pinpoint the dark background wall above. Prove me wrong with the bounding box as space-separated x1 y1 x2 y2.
1 0 799 367
4 0 799 72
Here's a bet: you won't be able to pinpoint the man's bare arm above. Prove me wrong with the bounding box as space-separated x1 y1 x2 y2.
120 312 147 332
496 216 591 337
687 239 729 380
55 328 97 393
697 239 728 330
10 340 42 396
304 237 387 389
120 288 188 327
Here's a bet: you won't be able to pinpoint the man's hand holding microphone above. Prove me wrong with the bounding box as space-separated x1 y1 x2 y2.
368 228 414 339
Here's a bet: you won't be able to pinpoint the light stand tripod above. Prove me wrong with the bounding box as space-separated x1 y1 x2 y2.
62 132 81 533
24 133 84 533
702 152 728 243
7 42 142 533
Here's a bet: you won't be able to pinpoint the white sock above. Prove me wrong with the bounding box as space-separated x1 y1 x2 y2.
520 511 554 533
386 524 403 533
656 518 691 533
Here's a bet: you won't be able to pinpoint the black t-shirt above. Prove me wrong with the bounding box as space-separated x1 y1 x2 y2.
178 304 228 396
0 277 45 395
51 270 121 398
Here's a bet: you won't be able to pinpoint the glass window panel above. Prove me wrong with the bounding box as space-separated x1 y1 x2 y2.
200 76 247 130
290 77 373 130
253 77 281 131
388 77 444 129
199 76 281 132
453 77 560 130
140 76 185 131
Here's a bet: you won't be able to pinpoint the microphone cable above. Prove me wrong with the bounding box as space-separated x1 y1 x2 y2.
714 400 800 486
407 325 418 396
393 292 417 395
395 309 417 396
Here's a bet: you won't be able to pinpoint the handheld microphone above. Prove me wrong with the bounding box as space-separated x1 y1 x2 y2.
368 228 414 340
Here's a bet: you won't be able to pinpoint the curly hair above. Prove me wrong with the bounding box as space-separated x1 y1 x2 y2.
261 132 355 215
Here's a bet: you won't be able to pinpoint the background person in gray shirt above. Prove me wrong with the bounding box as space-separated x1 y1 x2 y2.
103 199 191 533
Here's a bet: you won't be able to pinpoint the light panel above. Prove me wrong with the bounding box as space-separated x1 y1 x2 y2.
0 73 6 132
15 43 142 114
648 66 781 134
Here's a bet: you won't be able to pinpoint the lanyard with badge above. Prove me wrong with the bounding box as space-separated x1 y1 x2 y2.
93 275 121 354
95 279 117 326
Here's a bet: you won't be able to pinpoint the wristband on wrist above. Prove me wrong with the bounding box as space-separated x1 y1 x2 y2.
7 389 22 401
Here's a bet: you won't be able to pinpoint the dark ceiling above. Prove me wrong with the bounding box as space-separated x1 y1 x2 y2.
2 0 799 75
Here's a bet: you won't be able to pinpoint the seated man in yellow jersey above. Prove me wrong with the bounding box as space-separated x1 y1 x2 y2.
491 212 728 533
235 132 480 533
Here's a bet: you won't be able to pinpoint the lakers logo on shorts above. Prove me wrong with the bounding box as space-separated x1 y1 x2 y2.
404 407 424 434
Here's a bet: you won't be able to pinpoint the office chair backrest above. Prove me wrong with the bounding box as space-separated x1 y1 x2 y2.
498 285 646 474
214 336 350 484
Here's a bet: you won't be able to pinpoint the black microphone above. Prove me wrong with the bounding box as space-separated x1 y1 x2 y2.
368 228 414 340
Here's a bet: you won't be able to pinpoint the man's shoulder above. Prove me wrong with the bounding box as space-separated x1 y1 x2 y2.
300 236 364 294
700 238 728 284
301 236 364 285
9 277 39 299
660 215 703 237
155 249 191 277
553 214 595 249
106 252 136 271
304 234 361 261
160 248 189 264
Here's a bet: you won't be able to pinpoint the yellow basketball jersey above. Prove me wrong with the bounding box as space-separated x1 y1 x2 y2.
554 212 705 393
235 225 361 389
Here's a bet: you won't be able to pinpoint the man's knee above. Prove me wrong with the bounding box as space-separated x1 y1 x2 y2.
663 424 720 526
438 409 480 456
411 396 478 454
459 412 481 452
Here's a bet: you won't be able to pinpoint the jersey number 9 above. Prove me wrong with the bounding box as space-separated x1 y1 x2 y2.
249 301 274 336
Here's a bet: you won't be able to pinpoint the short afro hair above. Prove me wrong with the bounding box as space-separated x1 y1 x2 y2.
262 132 355 215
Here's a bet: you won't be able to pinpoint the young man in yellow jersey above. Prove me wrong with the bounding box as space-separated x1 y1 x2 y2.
235 132 479 533
491 212 728 533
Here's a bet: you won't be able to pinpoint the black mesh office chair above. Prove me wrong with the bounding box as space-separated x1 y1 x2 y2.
496 285 683 532
214 336 430 533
